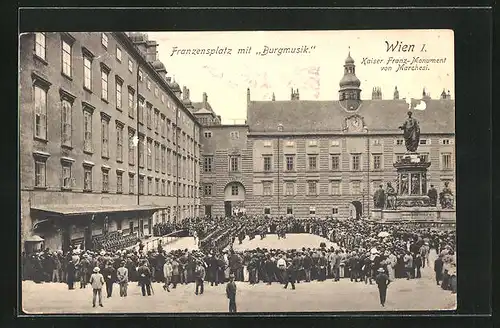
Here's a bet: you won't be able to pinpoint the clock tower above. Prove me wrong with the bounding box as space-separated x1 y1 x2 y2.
339 50 362 111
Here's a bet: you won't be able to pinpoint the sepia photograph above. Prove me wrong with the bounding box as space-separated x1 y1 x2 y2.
19 29 456 313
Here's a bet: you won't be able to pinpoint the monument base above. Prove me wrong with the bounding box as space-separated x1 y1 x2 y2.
371 207 456 226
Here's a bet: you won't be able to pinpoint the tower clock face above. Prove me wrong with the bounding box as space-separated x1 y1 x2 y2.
347 116 363 131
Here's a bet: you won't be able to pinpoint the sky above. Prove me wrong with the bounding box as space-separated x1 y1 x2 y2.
148 30 454 124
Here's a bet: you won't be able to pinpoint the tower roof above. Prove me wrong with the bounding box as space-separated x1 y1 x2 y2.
345 51 355 64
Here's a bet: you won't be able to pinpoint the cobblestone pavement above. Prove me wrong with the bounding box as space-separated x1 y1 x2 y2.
22 234 456 314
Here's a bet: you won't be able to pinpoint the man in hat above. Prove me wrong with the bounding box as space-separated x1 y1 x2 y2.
116 261 128 297
102 261 116 298
89 267 105 307
194 261 206 295
434 253 444 286
163 257 173 292
137 260 152 296
375 267 390 307
226 273 237 313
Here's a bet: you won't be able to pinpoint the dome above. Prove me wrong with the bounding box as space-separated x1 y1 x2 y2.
152 60 166 71
345 52 355 64
170 80 181 91
339 74 361 88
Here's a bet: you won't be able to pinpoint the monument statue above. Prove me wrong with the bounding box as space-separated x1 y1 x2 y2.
373 184 385 209
439 181 454 209
385 182 397 210
399 111 420 152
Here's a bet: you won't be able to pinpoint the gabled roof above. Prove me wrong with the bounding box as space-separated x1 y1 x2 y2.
192 101 214 113
247 99 455 134
194 108 213 115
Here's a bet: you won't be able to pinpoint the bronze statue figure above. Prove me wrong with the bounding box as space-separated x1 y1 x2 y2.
399 111 420 152
439 181 454 209
385 182 397 210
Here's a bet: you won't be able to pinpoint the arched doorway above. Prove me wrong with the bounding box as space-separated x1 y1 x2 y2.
224 182 246 217
349 201 363 219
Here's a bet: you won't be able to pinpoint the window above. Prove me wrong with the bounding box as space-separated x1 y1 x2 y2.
203 156 213 172
396 139 404 145
308 181 317 195
116 78 123 109
101 33 108 48
34 32 46 60
264 141 272 147
204 131 212 138
34 85 47 140
420 153 429 162
102 169 109 192
285 182 294 195
351 181 361 195
147 139 153 170
138 136 144 167
308 155 317 170
167 149 172 174
309 140 317 147
161 94 165 103
230 131 240 139
352 154 360 171
331 140 340 147
62 40 72 77
128 173 135 194
83 166 93 192
331 155 340 171
161 146 166 173
154 87 159 98
204 184 212 196
285 141 295 147
154 109 160 133
34 158 47 188
229 156 239 172
263 182 272 196
61 99 72 147
372 139 381 146
101 68 109 101
138 97 144 123
116 123 123 162
419 139 428 145
61 162 72 190
147 79 151 90
116 46 122 62
231 184 239 196
309 207 316 215
128 129 135 165
286 155 294 171
83 56 92 90
263 156 272 171
138 70 143 81
332 207 339 215
287 206 293 215
161 180 166 196
155 178 160 195
146 103 152 129
264 207 271 215
116 171 123 193
160 115 165 137
127 89 134 118
396 154 404 162
442 153 452 170
154 142 160 172
101 115 110 158
373 154 382 170
128 59 133 73
331 181 341 195
139 176 145 194
83 108 93 153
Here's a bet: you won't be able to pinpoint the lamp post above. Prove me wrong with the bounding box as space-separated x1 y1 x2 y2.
277 123 283 216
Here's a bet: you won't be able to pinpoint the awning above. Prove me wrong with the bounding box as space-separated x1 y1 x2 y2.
25 235 44 242
31 204 168 216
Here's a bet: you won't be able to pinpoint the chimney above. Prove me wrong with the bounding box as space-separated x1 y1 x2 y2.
393 86 399 100
296 88 300 100
247 88 251 105
272 92 275 101
447 90 451 99
145 40 158 63
440 88 447 100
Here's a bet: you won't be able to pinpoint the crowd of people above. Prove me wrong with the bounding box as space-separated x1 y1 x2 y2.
22 215 457 309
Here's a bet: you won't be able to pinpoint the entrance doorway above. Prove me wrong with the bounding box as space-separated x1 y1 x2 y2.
350 201 363 219
224 201 232 218
205 205 212 217
224 182 246 218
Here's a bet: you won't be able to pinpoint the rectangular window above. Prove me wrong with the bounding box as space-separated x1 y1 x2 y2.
102 170 109 192
101 33 108 48
147 139 153 170
155 178 160 195
286 156 294 171
331 181 341 195
332 207 339 215
34 159 46 188
264 207 271 215
154 142 160 172
138 136 144 167
83 56 92 90
396 154 404 162
231 185 239 196
229 156 239 172
264 141 272 147
61 163 72 190
331 155 340 171
61 99 72 147
116 46 122 61
309 207 316 215
116 171 123 193
116 79 122 109
146 103 152 129
263 182 272 196
351 181 361 195
128 88 134 118
128 59 133 73
138 70 143 81
101 117 109 158
442 139 451 145
160 115 165 137
34 85 47 140
287 206 293 215
83 166 93 191
83 109 93 153
352 154 360 171
309 140 318 147
419 139 427 145
372 139 381 146
161 94 165 103
420 153 429 162
285 182 294 195
263 156 272 171
308 155 317 170
161 180 166 196
34 32 46 60
154 87 159 98
148 177 153 195
230 131 240 139
308 181 317 195
154 109 160 133
138 97 144 123
396 139 404 145
373 154 382 170
161 147 166 174
442 153 452 170
285 141 295 147
204 131 212 138
331 140 340 147
116 124 123 162
147 79 151 90
101 69 108 101
129 173 135 194
62 40 72 77
204 184 212 196
203 156 213 173
128 129 135 165
139 176 145 195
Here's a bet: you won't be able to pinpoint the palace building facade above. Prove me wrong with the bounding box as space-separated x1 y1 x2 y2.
198 52 455 219
20 32 201 252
